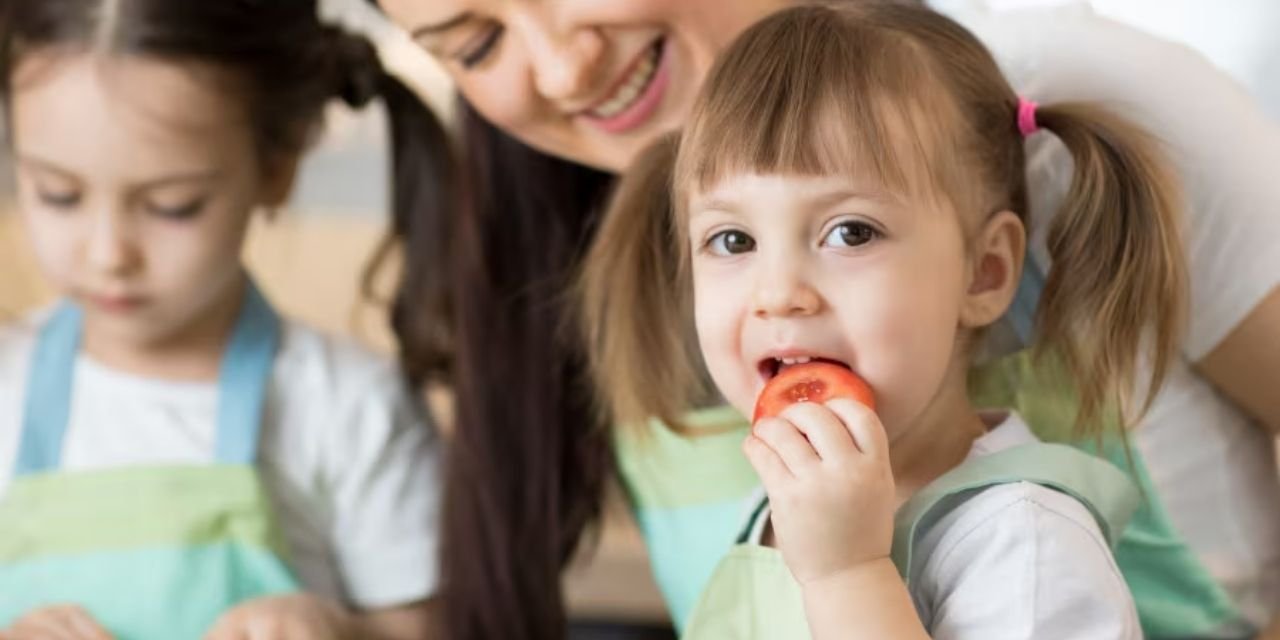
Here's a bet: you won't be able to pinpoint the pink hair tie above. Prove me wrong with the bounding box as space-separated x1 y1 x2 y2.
1017 97 1040 137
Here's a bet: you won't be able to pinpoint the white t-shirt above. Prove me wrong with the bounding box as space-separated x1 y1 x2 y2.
935 1 1280 626
910 413 1142 639
0 315 443 609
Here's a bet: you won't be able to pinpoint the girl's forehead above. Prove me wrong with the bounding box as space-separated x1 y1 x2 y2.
10 51 257 180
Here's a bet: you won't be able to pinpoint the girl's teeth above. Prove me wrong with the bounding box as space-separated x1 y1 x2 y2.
779 356 814 366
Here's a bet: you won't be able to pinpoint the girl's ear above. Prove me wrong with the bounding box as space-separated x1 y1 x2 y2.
959 209 1025 329
259 152 301 209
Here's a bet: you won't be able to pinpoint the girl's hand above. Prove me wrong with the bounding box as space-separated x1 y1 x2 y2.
743 398 895 584
203 594 359 640
2 604 114 639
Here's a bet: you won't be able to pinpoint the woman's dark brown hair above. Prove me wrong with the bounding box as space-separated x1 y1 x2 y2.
432 106 615 639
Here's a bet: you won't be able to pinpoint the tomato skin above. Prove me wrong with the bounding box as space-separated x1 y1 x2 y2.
752 362 876 422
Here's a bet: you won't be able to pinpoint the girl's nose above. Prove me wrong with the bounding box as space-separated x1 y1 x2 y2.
85 210 139 276
751 263 822 319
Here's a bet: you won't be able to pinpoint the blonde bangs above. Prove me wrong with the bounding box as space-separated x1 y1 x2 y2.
673 5 968 226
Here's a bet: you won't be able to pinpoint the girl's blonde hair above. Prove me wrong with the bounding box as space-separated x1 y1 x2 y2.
580 3 1186 436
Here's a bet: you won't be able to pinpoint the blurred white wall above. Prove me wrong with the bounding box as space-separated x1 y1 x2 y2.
933 0 1280 121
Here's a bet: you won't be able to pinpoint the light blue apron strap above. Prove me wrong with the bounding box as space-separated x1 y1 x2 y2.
1008 257 1046 344
15 304 83 476
215 280 281 466
890 442 1139 585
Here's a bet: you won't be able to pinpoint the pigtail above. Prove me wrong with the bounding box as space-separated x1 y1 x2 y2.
1033 103 1187 432
361 71 457 389
578 135 705 433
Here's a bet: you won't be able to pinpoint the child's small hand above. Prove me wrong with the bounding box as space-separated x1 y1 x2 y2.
2 604 114 639
203 594 359 640
743 398 895 584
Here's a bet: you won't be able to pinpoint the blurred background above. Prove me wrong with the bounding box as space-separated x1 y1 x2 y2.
0 0 1275 637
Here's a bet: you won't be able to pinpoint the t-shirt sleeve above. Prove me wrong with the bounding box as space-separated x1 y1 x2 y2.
323 363 444 608
914 483 1142 639
957 5 1280 360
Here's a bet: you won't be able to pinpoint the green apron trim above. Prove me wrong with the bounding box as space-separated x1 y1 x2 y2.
0 465 288 563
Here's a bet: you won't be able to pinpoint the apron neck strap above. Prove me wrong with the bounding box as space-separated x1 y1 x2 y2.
15 279 281 476
214 281 280 466
889 442 1140 585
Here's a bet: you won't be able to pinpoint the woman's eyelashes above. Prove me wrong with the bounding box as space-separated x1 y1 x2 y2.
458 24 504 69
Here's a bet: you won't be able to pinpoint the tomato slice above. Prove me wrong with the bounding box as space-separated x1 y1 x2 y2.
752 361 875 422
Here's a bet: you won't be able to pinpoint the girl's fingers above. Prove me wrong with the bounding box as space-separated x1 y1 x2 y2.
825 398 889 459
743 433 794 491
752 417 820 473
777 402 856 464
65 607 112 640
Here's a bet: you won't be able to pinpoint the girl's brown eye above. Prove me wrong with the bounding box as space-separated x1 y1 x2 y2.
823 221 879 248
707 230 756 255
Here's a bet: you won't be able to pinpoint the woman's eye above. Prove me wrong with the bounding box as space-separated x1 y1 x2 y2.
145 198 207 221
459 25 504 69
822 221 879 248
37 189 81 209
706 230 756 256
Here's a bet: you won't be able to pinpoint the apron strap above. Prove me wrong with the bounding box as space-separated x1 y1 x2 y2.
890 442 1139 585
14 279 281 477
15 304 83 475
215 281 280 466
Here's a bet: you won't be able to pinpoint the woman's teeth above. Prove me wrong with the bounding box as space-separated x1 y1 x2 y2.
589 42 660 119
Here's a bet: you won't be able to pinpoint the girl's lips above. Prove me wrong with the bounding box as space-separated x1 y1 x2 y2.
757 354 852 382
582 39 670 135
87 294 146 313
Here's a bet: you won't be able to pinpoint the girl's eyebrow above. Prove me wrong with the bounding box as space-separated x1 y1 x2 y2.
15 154 76 180
691 197 741 215
17 153 221 189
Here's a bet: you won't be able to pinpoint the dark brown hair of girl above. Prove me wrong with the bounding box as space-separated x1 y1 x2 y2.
584 2 1187 437
0 0 447 185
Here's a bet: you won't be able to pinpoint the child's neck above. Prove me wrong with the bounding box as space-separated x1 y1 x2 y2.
81 277 248 383
887 364 989 506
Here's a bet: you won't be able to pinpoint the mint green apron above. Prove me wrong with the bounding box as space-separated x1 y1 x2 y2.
618 354 1252 638
0 282 301 639
682 442 1139 638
